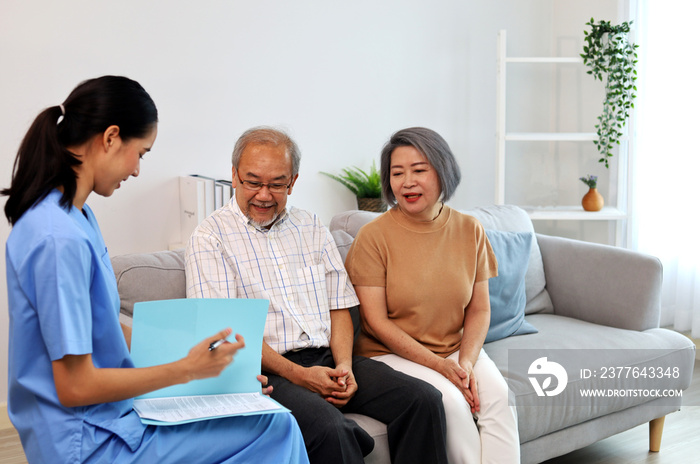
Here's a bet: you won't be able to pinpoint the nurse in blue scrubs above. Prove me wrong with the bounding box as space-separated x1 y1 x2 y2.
2 76 309 464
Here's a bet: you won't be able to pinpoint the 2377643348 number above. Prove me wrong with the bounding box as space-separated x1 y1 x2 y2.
599 366 680 379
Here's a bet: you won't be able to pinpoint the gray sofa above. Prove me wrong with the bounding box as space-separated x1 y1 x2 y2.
113 205 695 464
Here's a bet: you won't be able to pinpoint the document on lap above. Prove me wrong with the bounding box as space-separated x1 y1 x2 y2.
130 298 289 426
132 393 284 425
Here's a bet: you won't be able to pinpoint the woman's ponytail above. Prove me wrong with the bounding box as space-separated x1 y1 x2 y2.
2 76 157 225
2 106 80 225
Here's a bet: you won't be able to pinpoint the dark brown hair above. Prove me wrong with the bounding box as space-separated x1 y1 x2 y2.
2 76 158 224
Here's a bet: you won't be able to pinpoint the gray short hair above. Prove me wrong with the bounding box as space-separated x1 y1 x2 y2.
231 126 301 176
379 127 461 206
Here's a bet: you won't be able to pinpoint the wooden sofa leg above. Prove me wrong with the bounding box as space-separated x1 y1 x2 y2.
649 416 665 452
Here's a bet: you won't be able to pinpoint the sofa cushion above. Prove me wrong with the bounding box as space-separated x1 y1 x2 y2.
484 229 538 342
329 210 382 239
112 249 186 319
464 205 553 315
331 229 355 263
484 313 696 443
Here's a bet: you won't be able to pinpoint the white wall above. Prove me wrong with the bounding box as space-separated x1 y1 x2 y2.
0 0 622 408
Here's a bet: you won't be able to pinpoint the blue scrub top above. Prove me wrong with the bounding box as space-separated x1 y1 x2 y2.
6 190 146 462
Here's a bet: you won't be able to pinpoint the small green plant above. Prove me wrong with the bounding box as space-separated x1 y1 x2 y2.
579 174 598 189
321 162 382 198
581 18 639 168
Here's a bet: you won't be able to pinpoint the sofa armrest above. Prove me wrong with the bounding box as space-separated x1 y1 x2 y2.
536 234 663 331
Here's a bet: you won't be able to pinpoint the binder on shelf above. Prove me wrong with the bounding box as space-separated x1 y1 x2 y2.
214 183 223 209
179 175 226 244
130 298 288 425
216 179 233 206
179 175 205 244
189 174 216 216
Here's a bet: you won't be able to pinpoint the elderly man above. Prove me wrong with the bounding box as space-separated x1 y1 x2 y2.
185 127 447 464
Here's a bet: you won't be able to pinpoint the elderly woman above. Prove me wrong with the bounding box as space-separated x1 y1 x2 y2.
345 127 519 463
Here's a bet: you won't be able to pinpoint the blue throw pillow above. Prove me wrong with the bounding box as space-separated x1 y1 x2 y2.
484 229 538 343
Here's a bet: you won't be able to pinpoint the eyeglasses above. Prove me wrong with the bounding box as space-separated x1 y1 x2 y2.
236 171 292 193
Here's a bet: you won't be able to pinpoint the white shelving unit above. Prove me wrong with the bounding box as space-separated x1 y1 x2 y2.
495 29 629 246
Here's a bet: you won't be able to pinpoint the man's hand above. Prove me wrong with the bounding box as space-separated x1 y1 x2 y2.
298 365 349 397
257 374 273 396
326 363 357 407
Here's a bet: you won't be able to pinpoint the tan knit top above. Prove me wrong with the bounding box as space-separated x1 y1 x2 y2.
345 206 497 358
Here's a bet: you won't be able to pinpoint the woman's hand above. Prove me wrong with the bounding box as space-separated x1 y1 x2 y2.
458 280 489 413
180 328 244 382
436 357 468 393
436 357 480 412
52 328 245 407
459 360 480 413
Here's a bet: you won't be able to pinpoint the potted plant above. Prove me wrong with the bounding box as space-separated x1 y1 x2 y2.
579 174 604 211
581 18 639 168
321 162 386 212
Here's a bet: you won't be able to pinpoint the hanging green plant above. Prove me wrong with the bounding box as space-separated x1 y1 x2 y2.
581 18 639 168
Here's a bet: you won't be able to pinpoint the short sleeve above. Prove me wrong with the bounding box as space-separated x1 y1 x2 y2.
345 224 388 288
319 220 360 310
26 235 94 361
474 221 498 282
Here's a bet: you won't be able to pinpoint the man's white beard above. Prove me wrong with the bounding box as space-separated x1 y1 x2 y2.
249 214 278 228
246 204 281 229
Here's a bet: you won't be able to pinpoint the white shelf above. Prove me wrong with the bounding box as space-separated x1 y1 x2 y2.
495 29 631 247
505 132 597 141
506 57 583 63
521 206 626 221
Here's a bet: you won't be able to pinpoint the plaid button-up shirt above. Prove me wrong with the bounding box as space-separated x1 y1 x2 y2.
185 199 359 354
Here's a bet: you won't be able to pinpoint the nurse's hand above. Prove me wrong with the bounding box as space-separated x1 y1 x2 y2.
183 328 244 381
53 328 244 407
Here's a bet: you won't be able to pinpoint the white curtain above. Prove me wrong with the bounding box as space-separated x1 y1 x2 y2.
632 1 700 337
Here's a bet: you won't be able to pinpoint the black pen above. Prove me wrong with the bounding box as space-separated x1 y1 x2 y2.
209 339 226 351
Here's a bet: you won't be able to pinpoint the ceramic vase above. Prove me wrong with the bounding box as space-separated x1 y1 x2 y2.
582 188 604 212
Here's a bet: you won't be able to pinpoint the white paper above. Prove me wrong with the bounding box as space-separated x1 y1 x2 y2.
133 392 287 425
